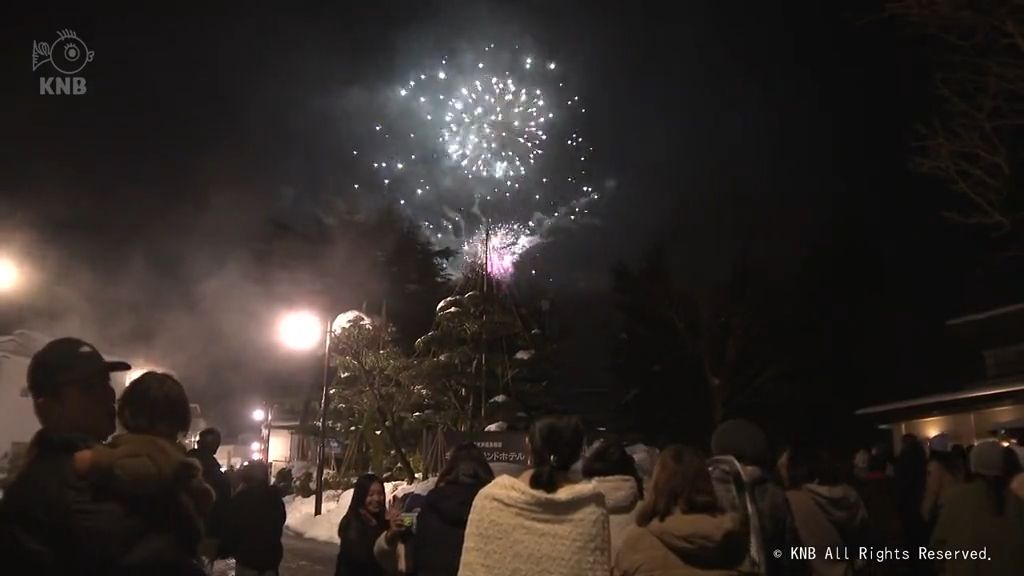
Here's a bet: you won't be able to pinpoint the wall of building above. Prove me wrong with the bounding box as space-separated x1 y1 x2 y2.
890 403 1024 448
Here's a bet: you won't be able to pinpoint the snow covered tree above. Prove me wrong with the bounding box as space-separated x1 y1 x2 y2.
327 312 423 480
409 268 554 431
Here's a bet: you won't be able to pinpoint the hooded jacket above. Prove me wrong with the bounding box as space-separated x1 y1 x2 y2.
412 481 486 576
587 475 641 557
614 512 743 576
458 474 611 576
786 484 868 576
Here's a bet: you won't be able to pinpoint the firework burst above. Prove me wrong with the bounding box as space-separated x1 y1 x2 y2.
462 224 539 280
352 43 598 278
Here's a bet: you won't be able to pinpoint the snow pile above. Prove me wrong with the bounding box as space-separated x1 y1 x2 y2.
284 481 421 544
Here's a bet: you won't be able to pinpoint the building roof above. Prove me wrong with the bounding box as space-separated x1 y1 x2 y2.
946 303 1024 326
856 379 1024 418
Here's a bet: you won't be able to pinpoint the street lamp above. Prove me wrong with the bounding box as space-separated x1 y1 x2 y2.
0 257 21 293
251 408 266 422
275 309 372 516
277 311 323 351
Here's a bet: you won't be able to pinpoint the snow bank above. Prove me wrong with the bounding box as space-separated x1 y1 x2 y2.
284 448 656 545
284 481 419 544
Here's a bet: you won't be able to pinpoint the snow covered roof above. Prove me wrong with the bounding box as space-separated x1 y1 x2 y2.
856 379 1024 417
946 303 1024 326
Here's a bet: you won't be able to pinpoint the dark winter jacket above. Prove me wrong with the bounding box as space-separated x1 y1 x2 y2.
745 466 798 576
857 472 906 551
336 512 387 576
186 448 231 537
221 484 286 571
414 482 486 576
0 429 140 576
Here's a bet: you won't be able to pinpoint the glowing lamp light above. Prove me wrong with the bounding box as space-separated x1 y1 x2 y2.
250 441 262 451
0 257 20 292
251 452 262 461
251 408 266 422
277 311 323 351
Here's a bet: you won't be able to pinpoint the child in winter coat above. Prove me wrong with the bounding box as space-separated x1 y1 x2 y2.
71 371 214 573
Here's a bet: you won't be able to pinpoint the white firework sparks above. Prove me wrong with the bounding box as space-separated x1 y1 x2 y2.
351 43 597 278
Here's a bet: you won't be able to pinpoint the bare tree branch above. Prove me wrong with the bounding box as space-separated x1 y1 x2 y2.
887 0 1024 236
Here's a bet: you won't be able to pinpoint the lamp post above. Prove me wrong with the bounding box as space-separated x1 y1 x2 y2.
277 310 331 516
277 309 372 516
252 406 273 462
314 318 332 516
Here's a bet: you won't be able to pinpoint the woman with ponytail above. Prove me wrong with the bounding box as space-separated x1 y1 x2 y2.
457 416 612 576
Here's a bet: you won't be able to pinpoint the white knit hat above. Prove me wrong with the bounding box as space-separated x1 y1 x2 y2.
970 441 1007 477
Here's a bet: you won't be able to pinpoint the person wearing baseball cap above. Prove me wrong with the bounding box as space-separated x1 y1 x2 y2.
26 337 131 441
0 337 132 575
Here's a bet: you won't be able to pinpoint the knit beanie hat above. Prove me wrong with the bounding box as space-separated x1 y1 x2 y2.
711 419 768 467
970 441 1007 477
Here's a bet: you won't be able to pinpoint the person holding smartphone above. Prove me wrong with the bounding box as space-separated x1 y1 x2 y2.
373 494 418 575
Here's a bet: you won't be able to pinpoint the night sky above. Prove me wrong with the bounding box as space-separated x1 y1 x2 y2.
2 2 1019 433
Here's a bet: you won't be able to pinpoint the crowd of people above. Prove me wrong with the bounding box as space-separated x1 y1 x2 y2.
2 336 1024 576
337 421 1024 576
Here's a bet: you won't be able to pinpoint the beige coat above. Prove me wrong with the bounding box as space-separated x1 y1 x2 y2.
458 474 611 576
588 475 641 559
614 512 743 576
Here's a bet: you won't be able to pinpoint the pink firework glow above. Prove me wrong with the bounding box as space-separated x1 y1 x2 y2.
463 224 538 280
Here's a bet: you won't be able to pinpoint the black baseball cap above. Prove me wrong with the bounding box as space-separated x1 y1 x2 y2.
27 337 131 399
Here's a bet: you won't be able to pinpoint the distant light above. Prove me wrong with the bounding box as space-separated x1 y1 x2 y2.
250 441 262 451
251 409 266 422
548 62 556 70
438 70 446 79
251 452 262 461
124 368 153 387
399 89 407 96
